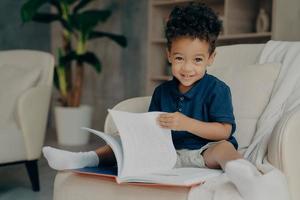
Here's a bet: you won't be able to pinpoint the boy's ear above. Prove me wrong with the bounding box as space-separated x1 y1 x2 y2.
208 51 216 66
166 48 172 63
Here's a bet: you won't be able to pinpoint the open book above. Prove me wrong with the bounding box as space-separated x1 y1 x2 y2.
75 110 222 187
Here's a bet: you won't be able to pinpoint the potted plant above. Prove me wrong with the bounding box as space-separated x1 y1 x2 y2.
21 0 127 145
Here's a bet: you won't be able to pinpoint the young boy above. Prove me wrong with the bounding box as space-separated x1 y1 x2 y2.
44 3 266 200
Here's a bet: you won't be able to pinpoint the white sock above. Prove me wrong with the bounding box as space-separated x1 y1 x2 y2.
42 146 99 170
225 159 289 200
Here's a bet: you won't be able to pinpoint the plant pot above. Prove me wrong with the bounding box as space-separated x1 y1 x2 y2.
55 105 92 146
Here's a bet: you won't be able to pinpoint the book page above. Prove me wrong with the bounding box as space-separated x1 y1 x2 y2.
117 167 222 186
108 110 177 178
81 127 123 176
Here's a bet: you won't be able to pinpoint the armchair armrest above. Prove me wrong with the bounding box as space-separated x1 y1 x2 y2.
17 85 52 160
268 105 300 200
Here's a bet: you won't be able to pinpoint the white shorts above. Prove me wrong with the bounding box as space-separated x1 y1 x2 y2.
174 142 220 168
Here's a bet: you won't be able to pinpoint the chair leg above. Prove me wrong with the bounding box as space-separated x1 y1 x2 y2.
25 160 40 192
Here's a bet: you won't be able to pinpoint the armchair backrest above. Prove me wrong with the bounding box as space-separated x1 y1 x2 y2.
0 50 54 86
212 44 264 68
209 44 281 150
0 50 54 126
104 96 152 134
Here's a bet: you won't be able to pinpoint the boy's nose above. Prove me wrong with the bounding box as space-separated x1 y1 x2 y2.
182 61 193 72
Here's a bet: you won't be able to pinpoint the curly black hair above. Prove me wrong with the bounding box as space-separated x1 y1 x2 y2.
165 2 222 54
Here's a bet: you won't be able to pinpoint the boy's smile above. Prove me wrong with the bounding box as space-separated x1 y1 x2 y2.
167 37 215 93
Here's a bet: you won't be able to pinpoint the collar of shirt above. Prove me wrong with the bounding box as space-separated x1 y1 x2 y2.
170 71 208 100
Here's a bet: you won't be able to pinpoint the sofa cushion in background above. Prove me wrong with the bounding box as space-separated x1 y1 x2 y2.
207 62 281 149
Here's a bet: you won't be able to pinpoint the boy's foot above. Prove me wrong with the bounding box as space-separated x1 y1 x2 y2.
42 146 99 170
225 159 289 200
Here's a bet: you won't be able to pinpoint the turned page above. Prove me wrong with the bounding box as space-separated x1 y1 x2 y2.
108 110 177 179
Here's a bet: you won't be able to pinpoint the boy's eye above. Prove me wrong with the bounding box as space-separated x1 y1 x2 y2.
195 58 203 63
175 57 183 61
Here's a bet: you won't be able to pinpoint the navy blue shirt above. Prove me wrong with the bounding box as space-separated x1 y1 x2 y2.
148 73 238 150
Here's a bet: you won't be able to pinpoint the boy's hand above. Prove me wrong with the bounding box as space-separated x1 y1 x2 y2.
158 112 189 131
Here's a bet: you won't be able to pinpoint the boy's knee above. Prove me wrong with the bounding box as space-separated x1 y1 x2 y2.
209 140 236 158
202 148 220 169
214 140 234 151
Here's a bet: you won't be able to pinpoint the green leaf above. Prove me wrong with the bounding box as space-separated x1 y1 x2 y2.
32 13 60 23
79 52 101 73
21 0 48 22
73 0 94 13
60 51 101 73
89 31 127 47
60 51 77 66
71 10 111 36
59 18 73 32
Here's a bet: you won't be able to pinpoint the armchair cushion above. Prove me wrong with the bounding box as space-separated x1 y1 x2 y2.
208 62 281 149
0 64 41 127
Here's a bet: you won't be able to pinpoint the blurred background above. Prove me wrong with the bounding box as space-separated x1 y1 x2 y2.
0 0 299 199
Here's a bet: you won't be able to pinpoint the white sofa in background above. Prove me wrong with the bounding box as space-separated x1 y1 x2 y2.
0 50 54 191
53 44 300 200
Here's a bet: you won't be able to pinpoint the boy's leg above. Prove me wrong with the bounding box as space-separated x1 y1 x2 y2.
202 140 242 169
95 145 116 165
43 144 115 170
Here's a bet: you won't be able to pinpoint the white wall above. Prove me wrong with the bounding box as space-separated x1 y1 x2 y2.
273 0 300 40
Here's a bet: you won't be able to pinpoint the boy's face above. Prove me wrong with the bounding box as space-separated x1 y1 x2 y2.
167 37 215 93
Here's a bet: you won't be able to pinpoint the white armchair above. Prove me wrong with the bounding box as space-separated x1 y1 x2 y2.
53 44 300 200
0 50 54 191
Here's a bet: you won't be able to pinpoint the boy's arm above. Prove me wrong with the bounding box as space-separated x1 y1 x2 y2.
158 112 232 140
187 117 232 140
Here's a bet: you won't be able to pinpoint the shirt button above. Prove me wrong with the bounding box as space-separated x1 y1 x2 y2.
178 108 182 112
180 97 184 101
